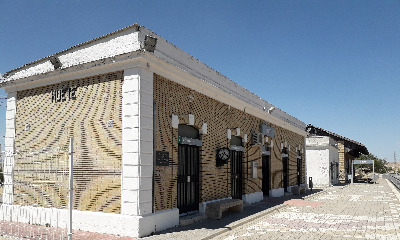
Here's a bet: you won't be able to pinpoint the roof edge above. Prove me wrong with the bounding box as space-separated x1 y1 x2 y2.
5 24 141 76
306 124 368 154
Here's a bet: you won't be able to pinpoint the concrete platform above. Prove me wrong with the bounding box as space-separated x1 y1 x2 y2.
143 178 400 240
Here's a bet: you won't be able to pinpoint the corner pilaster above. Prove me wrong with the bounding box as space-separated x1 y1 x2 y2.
3 91 16 204
121 68 153 216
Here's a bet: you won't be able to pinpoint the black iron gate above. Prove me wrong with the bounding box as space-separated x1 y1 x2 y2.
231 150 243 199
177 144 199 214
297 156 302 186
282 148 289 192
262 155 270 196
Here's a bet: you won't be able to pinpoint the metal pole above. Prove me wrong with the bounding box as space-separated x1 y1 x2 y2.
68 137 73 240
373 161 375 184
351 160 354 184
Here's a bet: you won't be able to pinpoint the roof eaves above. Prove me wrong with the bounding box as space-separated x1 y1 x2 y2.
306 124 366 148
5 23 141 76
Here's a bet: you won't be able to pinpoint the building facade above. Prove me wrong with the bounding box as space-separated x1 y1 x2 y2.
306 136 339 187
306 124 368 184
1 24 307 237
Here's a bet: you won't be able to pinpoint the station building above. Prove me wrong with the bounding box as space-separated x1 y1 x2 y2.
306 124 368 185
0 24 307 237
306 135 340 187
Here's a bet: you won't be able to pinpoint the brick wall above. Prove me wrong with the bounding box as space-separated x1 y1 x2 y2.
14 72 123 213
153 74 304 212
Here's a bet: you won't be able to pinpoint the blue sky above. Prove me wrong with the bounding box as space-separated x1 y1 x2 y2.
1 1 399 161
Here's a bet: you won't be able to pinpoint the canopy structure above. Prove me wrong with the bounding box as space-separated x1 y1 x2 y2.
351 160 375 184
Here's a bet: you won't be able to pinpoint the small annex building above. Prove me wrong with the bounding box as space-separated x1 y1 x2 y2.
306 136 339 187
0 24 307 237
306 124 368 185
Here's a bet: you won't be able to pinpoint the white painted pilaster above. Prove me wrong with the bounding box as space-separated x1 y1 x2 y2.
3 91 16 204
121 67 153 216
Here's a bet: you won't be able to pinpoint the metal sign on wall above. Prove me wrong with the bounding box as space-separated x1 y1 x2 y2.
156 151 169 166
260 124 275 137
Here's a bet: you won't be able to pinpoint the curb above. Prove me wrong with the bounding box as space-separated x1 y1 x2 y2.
202 190 329 239
302 189 327 200
202 203 287 240
385 178 400 203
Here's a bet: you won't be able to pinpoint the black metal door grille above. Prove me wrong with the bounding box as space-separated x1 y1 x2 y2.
283 151 289 192
177 144 199 214
262 155 270 196
231 150 243 199
297 158 302 186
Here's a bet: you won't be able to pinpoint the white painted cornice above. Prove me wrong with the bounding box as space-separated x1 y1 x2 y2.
2 50 307 136
1 51 147 92
1 24 306 136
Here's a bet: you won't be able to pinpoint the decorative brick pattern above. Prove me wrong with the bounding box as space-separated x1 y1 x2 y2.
338 141 356 183
153 74 305 212
14 72 123 213
338 142 346 181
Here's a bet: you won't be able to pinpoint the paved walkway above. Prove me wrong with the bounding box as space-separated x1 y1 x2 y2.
0 220 133 240
1 177 399 239
146 177 400 239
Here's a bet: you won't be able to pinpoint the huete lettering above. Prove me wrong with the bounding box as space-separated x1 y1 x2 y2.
51 86 77 102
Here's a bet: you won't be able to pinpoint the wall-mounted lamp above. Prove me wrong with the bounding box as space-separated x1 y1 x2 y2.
108 120 114 128
270 140 274 148
227 129 232 140
236 128 240 136
268 107 276 114
188 114 194 126
200 122 208 134
25 123 30 131
144 35 157 52
171 114 179 129
49 55 62 69
243 133 248 143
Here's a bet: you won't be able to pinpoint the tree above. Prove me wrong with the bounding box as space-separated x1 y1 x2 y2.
355 154 389 174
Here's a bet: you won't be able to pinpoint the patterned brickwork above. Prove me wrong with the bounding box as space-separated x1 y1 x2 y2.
338 141 356 182
338 142 346 181
269 126 305 190
14 72 123 213
153 74 305 212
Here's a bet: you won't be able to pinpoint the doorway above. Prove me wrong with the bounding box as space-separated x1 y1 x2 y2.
230 136 243 199
282 147 289 192
177 125 200 214
231 150 243 199
297 150 302 186
262 155 270 196
262 143 271 196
